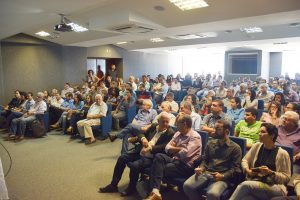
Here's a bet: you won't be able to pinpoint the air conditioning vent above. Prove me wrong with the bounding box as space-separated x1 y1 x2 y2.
112 24 155 33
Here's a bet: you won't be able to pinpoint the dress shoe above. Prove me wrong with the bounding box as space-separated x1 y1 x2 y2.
50 123 59 129
120 187 137 197
108 134 117 142
144 192 162 200
98 184 118 193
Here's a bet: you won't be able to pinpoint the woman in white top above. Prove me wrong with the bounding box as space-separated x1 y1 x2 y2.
243 89 258 109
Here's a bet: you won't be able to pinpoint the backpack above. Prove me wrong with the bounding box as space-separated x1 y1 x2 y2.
31 119 46 138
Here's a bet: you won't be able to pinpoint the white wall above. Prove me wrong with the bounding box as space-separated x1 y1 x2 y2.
0 44 4 104
261 51 270 81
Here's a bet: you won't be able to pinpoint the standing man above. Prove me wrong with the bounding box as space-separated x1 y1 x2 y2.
107 64 118 81
183 120 242 200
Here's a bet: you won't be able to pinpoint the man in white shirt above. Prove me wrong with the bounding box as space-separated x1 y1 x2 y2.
163 92 179 113
170 78 181 91
77 94 107 144
9 92 47 141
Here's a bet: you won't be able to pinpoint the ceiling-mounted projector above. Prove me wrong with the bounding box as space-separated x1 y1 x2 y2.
54 14 73 32
54 23 73 32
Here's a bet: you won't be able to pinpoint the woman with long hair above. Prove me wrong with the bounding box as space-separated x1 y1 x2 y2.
243 89 258 109
260 101 282 126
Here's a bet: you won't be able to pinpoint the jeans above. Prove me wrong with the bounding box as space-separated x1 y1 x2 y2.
229 181 285 200
183 173 228 200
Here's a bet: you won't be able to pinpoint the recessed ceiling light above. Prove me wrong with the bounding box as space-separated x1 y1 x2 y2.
150 38 164 42
35 31 50 37
169 0 209 11
67 22 88 32
240 27 263 33
116 42 128 45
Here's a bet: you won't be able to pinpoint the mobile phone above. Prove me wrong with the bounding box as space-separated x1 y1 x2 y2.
251 167 261 173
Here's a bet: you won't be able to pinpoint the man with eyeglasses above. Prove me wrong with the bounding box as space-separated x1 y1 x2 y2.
200 100 232 137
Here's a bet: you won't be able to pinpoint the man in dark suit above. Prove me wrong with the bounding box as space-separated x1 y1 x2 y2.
99 112 175 196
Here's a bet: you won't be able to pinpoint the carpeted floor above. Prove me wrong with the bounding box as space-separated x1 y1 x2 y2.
0 130 188 200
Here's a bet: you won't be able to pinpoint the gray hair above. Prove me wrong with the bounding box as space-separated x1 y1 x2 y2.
159 111 171 120
143 99 153 109
284 111 299 123
37 92 44 98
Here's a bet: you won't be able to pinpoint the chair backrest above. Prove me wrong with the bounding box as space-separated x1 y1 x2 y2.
127 105 137 123
256 109 264 120
229 136 247 157
276 144 294 173
198 131 209 154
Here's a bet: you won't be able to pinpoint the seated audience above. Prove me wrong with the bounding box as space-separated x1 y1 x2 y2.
234 108 262 149
242 89 258 109
109 99 157 153
180 102 201 131
260 101 281 126
61 83 74 98
283 82 299 104
99 113 174 196
276 111 300 173
6 92 35 126
257 83 274 108
201 99 231 136
222 88 234 110
144 114 202 200
76 94 107 144
164 92 179 113
0 90 24 119
85 69 100 85
230 123 291 200
183 120 242 200
9 92 47 140
215 81 227 99
170 78 181 92
66 94 93 136
111 88 136 130
139 75 151 91
151 101 176 127
50 92 74 128
153 76 169 105
227 97 245 124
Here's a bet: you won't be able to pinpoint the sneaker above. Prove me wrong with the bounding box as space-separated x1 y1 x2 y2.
98 184 118 193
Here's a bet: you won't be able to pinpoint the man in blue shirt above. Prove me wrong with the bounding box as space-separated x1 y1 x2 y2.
109 99 157 154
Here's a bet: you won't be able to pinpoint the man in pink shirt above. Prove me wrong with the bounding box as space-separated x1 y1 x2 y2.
144 114 202 200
